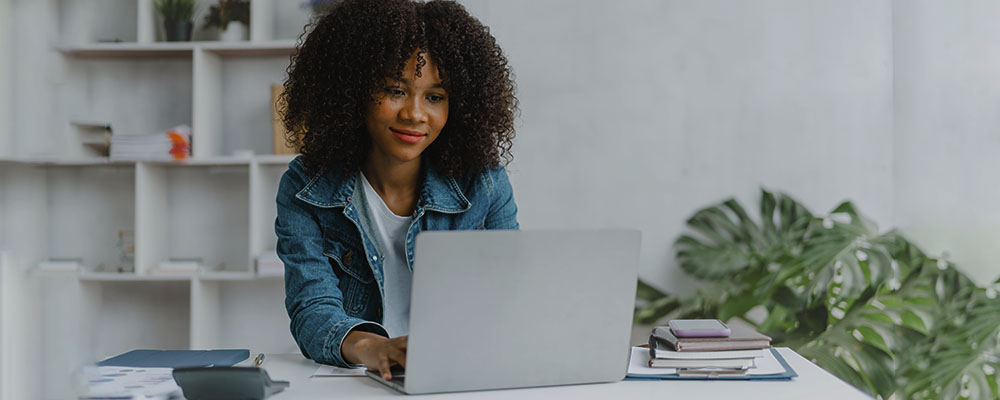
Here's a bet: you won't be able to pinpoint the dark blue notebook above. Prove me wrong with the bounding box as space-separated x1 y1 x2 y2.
97 349 250 368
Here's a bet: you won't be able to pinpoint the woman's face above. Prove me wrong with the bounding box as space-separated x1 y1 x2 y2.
365 52 449 165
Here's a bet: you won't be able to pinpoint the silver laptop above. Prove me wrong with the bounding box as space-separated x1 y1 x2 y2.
366 229 642 394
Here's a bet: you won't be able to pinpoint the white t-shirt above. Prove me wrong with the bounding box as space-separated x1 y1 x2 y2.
359 172 413 338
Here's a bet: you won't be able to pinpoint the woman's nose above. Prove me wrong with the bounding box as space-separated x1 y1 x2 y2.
399 98 428 123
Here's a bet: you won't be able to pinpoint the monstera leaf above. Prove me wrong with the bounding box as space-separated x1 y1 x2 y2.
900 277 1000 400
796 264 940 398
675 190 812 281
634 280 681 325
635 189 1000 398
787 202 899 308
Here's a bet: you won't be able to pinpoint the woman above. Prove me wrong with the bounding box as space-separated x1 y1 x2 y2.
274 0 519 380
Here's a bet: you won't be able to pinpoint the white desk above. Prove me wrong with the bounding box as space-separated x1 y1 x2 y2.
257 348 873 399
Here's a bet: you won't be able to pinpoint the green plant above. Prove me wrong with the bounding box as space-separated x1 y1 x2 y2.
154 0 197 22
203 0 250 31
635 189 1000 399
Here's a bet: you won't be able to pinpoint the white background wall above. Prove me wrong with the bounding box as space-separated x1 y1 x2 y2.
463 0 901 294
9 0 59 157
893 0 1000 285
463 0 1000 291
0 0 10 159
0 0 11 248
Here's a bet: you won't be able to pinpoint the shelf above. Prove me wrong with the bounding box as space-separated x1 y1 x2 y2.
57 42 193 58
19 157 136 167
136 164 251 274
0 155 297 167
57 40 297 58
198 271 257 281
34 270 281 282
30 268 81 278
254 154 298 165
143 157 253 166
5 3 308 397
255 273 285 280
78 272 193 281
0 155 36 164
202 41 298 57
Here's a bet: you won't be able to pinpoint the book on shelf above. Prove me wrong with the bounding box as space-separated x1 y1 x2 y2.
71 120 112 157
110 125 191 161
652 323 771 352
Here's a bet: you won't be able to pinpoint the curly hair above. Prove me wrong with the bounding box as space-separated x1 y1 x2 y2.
280 0 517 178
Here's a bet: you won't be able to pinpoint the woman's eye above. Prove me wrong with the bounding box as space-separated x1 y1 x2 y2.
386 87 405 96
427 94 446 103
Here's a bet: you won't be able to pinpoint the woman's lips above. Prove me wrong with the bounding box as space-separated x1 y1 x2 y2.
391 128 426 144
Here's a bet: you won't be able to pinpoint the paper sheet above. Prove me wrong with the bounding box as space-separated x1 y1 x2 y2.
78 366 180 399
312 364 368 377
628 347 786 377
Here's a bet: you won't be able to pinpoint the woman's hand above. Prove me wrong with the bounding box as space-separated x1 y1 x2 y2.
342 330 408 380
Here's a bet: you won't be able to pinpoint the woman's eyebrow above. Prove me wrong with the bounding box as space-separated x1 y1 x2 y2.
391 77 445 89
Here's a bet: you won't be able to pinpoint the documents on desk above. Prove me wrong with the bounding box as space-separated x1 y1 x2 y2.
78 366 180 399
626 347 797 380
627 319 796 379
82 348 252 399
312 364 367 377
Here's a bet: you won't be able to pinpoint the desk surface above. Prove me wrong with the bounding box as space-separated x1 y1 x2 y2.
256 348 872 400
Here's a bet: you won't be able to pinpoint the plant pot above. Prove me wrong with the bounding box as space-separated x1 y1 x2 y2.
218 21 248 42
164 19 193 42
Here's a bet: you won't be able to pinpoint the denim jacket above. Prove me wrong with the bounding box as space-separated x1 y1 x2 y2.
275 156 519 367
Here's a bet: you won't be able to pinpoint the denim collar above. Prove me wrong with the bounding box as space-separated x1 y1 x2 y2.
295 163 472 214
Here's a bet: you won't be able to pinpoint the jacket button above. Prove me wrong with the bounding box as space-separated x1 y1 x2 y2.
343 250 353 265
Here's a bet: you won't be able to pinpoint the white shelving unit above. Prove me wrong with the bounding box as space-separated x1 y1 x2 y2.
0 1 311 398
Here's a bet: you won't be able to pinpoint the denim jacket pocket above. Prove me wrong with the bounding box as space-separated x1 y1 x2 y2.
323 239 372 316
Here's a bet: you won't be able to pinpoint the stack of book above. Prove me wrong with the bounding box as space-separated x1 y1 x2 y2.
110 125 191 161
647 322 772 377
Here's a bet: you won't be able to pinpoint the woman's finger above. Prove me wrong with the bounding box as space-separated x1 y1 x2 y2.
378 355 393 380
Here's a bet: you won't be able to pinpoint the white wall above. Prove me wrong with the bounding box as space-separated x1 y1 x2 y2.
465 0 896 294
0 0 11 158
11 0 61 157
0 0 11 250
893 0 1000 285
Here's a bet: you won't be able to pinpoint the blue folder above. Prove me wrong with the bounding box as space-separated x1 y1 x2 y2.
625 348 798 381
97 349 250 368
